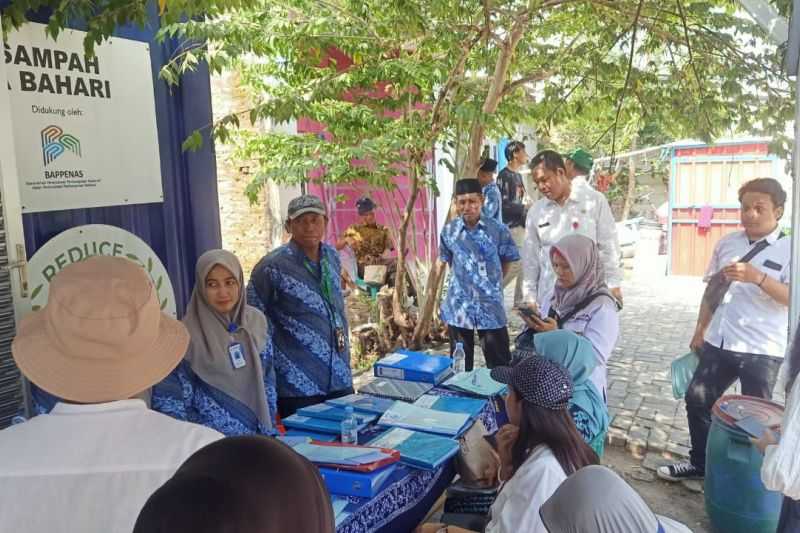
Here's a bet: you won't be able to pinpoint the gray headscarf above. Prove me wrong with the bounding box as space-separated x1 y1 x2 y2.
183 250 271 430
540 465 660 532
550 234 614 318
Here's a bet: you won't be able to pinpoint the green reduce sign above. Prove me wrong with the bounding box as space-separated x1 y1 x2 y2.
26 224 177 317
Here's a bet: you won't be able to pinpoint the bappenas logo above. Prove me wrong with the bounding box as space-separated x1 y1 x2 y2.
41 125 81 166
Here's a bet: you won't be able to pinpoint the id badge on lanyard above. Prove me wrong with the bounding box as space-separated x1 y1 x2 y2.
227 323 247 369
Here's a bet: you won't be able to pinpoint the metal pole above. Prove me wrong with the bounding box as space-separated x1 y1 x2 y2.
789 70 800 337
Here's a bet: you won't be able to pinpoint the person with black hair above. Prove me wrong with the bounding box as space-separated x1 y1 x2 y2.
133 436 335 533
521 149 622 313
756 323 800 532
498 140 529 306
659 177 790 482
417 356 598 533
478 158 502 223
440 179 520 370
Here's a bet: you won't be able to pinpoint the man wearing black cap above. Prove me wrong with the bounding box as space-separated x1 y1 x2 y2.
478 158 502 223
336 196 393 279
439 179 520 370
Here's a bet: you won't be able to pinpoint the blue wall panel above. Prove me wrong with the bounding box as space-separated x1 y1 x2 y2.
1 3 221 315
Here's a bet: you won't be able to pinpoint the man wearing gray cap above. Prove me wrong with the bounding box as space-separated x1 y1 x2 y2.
248 195 354 417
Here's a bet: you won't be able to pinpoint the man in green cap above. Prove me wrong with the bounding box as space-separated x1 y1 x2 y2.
565 148 594 190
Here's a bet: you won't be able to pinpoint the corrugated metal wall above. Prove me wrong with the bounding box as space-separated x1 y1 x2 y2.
668 142 774 276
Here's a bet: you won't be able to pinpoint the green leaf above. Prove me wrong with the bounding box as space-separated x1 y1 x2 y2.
125 253 140 262
161 298 168 310
147 258 153 273
182 130 203 153
156 276 163 290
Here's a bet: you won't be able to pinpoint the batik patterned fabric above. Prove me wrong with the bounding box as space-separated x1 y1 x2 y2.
150 343 278 436
481 182 503 224
439 216 519 330
248 241 353 399
343 223 391 266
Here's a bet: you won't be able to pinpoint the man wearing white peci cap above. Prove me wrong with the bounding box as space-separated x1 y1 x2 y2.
0 256 222 533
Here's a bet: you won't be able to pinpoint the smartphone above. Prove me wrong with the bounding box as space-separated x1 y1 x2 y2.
516 306 540 320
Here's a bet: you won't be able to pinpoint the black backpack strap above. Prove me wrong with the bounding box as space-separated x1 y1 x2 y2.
554 291 617 328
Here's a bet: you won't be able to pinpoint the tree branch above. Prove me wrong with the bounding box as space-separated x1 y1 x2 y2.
609 0 644 165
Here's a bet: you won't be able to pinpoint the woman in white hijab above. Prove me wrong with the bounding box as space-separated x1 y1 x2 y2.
152 250 277 436
540 465 692 532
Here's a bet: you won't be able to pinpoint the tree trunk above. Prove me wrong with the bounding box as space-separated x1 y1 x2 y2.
463 12 530 177
391 161 421 330
620 149 637 222
410 260 446 347
412 8 533 346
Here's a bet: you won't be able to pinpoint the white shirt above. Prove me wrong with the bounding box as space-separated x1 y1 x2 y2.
485 445 566 533
0 400 222 533
522 183 622 308
703 227 790 358
762 364 800 499
541 291 620 397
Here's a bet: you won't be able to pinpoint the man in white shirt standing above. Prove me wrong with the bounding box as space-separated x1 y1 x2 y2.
658 178 789 482
0 256 222 533
564 148 594 189
521 150 623 311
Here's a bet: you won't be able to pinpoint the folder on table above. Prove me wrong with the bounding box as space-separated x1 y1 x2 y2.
359 377 433 402
413 394 487 421
296 403 378 425
326 393 396 415
442 368 507 398
283 413 368 435
374 351 454 384
379 400 472 437
368 427 460 470
319 463 397 498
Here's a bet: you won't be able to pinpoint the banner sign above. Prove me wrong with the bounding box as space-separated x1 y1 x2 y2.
3 23 163 212
26 224 177 317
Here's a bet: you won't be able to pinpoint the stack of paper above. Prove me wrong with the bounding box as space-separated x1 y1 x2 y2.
326 393 395 415
414 394 487 420
368 427 460 470
379 400 471 437
293 443 393 467
296 403 378 425
443 368 507 398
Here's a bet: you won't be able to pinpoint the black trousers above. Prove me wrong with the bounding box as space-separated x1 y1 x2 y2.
685 342 781 471
277 387 354 419
448 326 511 371
778 495 800 532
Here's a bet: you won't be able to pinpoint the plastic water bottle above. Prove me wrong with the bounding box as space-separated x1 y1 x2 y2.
453 342 466 373
340 406 358 444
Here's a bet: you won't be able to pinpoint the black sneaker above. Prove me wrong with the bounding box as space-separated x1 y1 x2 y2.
656 462 704 482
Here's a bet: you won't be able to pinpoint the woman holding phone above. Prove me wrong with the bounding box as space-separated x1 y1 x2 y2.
516 234 620 400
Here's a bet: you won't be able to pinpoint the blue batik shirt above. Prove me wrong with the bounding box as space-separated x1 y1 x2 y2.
248 240 353 399
439 216 520 330
482 182 502 224
150 342 278 437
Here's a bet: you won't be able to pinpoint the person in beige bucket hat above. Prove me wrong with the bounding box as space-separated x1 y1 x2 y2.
0 255 222 533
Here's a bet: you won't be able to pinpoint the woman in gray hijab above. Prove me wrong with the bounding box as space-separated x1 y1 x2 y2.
517 233 620 400
152 250 277 436
540 465 692 532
